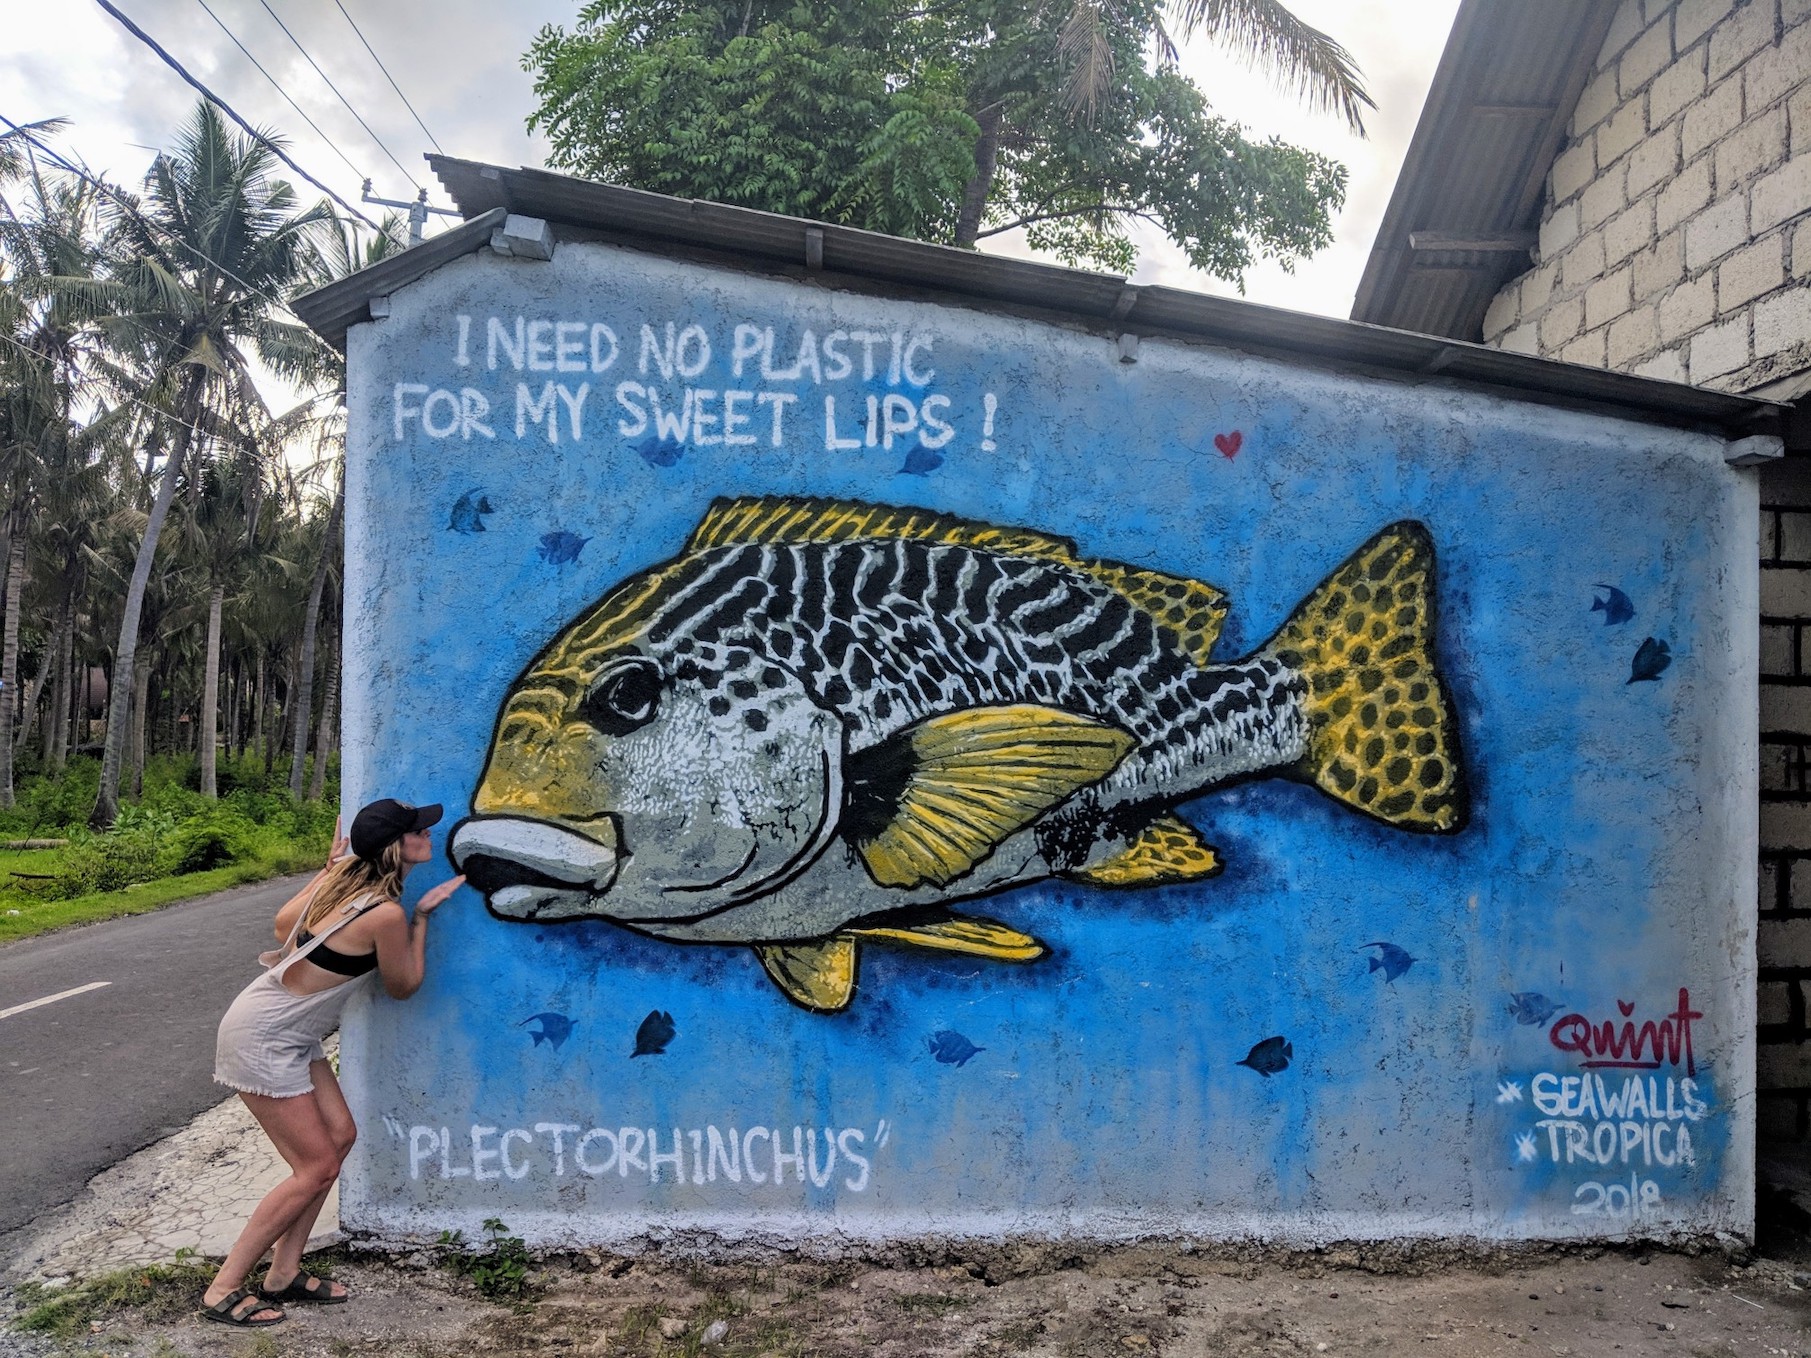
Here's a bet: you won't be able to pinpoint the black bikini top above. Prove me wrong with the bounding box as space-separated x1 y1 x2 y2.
296 928 379 977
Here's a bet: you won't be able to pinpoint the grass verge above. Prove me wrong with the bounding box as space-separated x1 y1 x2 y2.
0 845 319 945
12 1258 217 1338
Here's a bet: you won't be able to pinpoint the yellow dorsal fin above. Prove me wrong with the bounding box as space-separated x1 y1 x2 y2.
847 704 1135 890
753 937 858 1012
1262 521 1467 833
686 496 1083 562
686 498 1227 662
847 915 1047 961
1070 815 1222 887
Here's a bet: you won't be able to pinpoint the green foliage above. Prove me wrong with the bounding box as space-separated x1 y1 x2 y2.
438 1218 534 1299
159 805 257 874
12 1258 215 1337
523 0 1353 281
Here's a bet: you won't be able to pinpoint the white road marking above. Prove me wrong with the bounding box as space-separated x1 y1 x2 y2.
0 981 112 1020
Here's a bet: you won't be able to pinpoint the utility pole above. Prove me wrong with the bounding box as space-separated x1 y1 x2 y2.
361 180 461 245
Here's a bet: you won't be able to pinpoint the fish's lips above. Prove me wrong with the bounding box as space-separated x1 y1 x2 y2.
448 814 622 921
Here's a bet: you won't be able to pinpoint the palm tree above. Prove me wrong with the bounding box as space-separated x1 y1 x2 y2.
0 123 106 806
172 415 280 797
87 101 330 827
284 211 402 799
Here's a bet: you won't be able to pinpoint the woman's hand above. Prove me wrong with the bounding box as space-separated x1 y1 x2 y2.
326 815 350 870
414 874 466 919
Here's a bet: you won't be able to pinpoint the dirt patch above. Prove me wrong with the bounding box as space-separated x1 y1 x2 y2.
4 1241 1807 1358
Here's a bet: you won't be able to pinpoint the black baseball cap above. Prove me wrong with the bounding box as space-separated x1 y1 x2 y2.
350 799 443 862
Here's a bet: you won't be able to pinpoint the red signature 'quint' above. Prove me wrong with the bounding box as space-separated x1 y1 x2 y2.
1548 988 1702 1076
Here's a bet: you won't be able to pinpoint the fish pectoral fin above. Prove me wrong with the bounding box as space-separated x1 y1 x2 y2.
1070 815 1222 887
753 937 859 1012
1262 521 1467 833
847 915 1047 961
847 704 1136 890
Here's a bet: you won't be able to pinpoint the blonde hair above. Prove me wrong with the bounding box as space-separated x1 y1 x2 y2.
302 842 407 932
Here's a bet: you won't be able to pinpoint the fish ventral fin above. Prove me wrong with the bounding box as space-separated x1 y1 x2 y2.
686 497 1227 663
753 937 858 1012
1071 814 1222 887
846 704 1136 890
847 915 1046 961
1263 521 1467 832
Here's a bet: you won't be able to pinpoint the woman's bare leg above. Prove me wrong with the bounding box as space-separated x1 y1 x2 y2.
202 1088 344 1316
263 1059 355 1297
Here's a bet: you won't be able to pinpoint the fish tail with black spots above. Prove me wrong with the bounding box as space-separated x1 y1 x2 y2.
1263 522 1467 832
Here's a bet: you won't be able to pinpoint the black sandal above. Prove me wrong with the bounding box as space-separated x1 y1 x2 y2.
259 1269 349 1304
200 1288 286 1326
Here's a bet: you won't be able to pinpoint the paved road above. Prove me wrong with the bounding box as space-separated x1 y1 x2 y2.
0 874 313 1242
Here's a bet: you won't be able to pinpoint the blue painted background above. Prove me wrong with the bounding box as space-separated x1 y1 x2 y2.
337 243 1752 1242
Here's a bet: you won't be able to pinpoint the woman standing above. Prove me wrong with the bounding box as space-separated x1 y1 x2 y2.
200 798 465 1327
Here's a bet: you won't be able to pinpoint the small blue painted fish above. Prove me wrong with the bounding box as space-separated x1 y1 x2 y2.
899 446 944 476
1591 584 1634 625
1237 1035 1293 1077
638 439 683 468
1628 637 1671 684
631 1009 676 1057
927 1030 984 1066
539 531 591 567
449 489 494 534
1506 992 1561 1026
1361 941 1415 984
522 1011 575 1050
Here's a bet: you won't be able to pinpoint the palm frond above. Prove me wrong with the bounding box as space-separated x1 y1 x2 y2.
1169 0 1372 134
1057 0 1116 125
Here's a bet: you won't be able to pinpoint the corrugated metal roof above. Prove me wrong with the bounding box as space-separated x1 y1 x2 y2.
1350 0 1616 338
287 156 1783 441
291 208 505 347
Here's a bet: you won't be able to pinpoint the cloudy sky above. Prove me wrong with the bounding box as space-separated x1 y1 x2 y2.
3 0 1461 316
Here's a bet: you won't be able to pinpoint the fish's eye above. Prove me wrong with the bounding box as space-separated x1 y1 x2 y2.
578 657 664 736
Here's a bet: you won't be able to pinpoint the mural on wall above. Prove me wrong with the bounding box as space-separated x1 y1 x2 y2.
448 497 1468 1011
336 238 1755 1245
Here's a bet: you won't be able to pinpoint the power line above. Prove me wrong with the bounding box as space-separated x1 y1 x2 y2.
329 0 442 154
90 0 380 230
253 0 423 192
0 113 339 360
191 0 369 187
0 330 222 451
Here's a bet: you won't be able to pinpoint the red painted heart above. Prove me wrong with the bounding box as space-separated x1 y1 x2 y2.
1213 430 1243 459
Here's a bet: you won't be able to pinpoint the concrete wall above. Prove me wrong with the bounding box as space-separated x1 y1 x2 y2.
1476 0 1810 1140
1480 0 1811 392
337 235 1758 1247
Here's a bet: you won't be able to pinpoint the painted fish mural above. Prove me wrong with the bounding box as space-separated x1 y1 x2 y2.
449 497 1469 1012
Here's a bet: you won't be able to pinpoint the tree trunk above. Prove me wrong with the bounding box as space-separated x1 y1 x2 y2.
289 481 343 798
953 102 1004 248
200 580 223 798
92 372 203 828
0 524 25 809
130 647 151 799
47 618 70 770
308 628 338 801
17 594 66 750
252 650 266 763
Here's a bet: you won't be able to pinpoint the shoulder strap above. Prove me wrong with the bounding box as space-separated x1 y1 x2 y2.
267 891 383 974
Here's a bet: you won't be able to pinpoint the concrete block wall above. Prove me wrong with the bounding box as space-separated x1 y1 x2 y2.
1760 456 1811 1139
1480 0 1811 394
